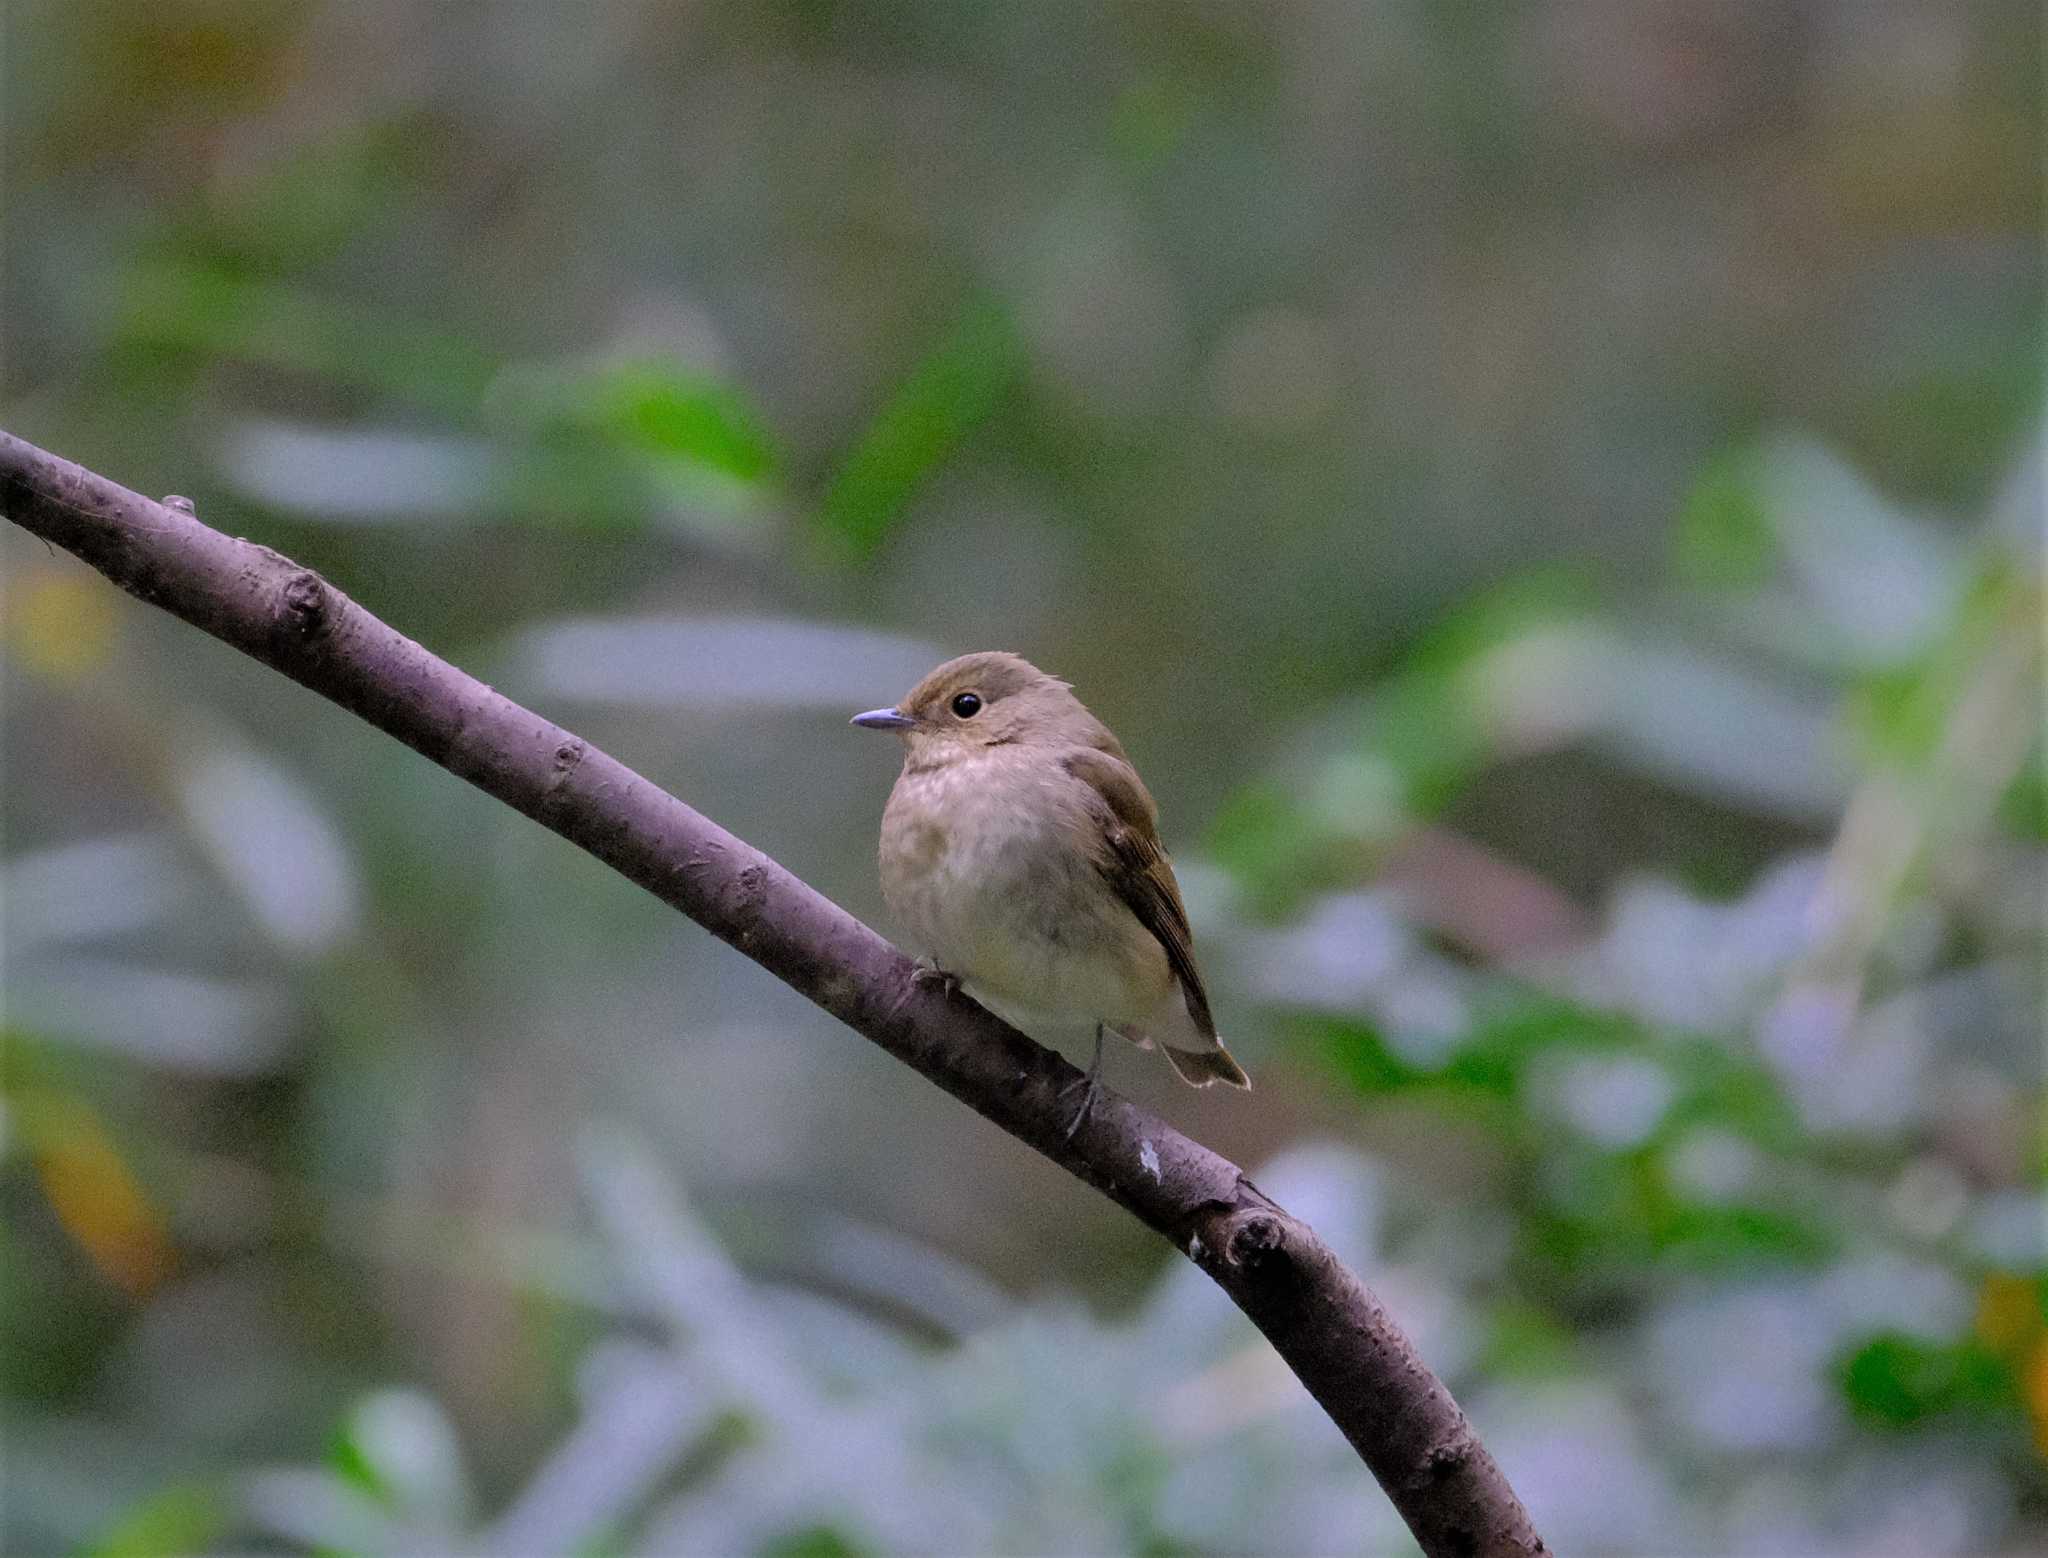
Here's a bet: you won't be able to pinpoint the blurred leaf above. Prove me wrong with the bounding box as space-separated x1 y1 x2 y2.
115 257 498 414
1657 1036 1806 1153
1366 670 1495 819
18 1088 175 1299
495 433 677 534
604 370 776 483
1851 345 2046 504
1839 1332 2017 1429
484 355 780 535
758 1525 878 1558
817 296 1020 555
1751 436 1964 665
0 834 188 956
1305 1016 1413 1097
241 1465 397 1554
1995 755 2048 841
328 1412 388 1501
1650 1202 1834 1270
1302 998 1646 1139
217 419 499 525
1374 572 1599 812
1309 993 1828 1279
1449 1000 1636 1096
1401 572 1601 686
1205 782 1330 914
494 358 777 484
1478 1301 1582 1380
6 568 123 679
1847 556 2027 766
87 1483 226 1558
9 962 292 1072
1110 75 1201 169
1598 639 1847 817
334 1390 471 1527
1973 1272 2048 1354
1527 1153 1833 1280
1676 444 1774 589
176 741 363 957
165 118 443 275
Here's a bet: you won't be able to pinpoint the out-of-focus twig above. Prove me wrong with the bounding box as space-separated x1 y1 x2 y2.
1786 573 2040 1042
0 429 1546 1558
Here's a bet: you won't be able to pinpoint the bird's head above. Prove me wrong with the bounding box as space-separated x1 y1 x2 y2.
851 651 1114 762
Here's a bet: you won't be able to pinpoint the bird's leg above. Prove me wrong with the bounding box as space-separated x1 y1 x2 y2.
1063 1023 1106 1141
909 959 961 999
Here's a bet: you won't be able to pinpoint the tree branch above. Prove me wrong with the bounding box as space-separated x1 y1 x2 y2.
1 428 1546 1558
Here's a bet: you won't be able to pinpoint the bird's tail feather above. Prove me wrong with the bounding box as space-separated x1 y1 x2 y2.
1163 1040 1251 1090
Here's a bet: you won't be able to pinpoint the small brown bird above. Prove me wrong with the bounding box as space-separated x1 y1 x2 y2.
853 651 1250 1129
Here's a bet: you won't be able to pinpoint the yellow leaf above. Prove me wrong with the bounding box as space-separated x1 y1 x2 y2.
9 570 121 678
29 1094 174 1299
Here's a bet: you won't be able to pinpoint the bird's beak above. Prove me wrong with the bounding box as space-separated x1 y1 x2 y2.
850 707 916 731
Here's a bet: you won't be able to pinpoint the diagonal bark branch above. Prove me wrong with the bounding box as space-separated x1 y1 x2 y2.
1 428 1546 1558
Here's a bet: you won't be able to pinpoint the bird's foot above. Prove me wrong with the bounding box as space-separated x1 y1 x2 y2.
910 960 961 999
1061 1073 1103 1142
1061 1024 1108 1142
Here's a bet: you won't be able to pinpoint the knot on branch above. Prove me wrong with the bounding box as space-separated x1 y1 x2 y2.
280 570 331 642
1439 1525 1481 1558
728 862 769 944
536 736 588 823
1427 1440 1473 1481
1226 1211 1289 1274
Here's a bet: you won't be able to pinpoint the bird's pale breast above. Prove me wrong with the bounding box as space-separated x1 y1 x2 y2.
879 754 1173 1028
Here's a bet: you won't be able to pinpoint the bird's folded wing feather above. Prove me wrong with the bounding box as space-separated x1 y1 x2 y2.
1060 746 1218 1040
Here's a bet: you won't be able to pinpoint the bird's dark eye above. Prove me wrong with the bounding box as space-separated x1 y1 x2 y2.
950 691 983 719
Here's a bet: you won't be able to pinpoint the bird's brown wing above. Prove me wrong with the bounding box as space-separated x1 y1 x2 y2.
1061 747 1217 1041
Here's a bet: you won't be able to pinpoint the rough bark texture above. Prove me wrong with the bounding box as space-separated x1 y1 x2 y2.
2 428 1547 1558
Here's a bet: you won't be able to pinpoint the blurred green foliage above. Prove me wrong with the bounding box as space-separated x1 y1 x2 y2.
818 297 1020 555
1839 1332 2020 1432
